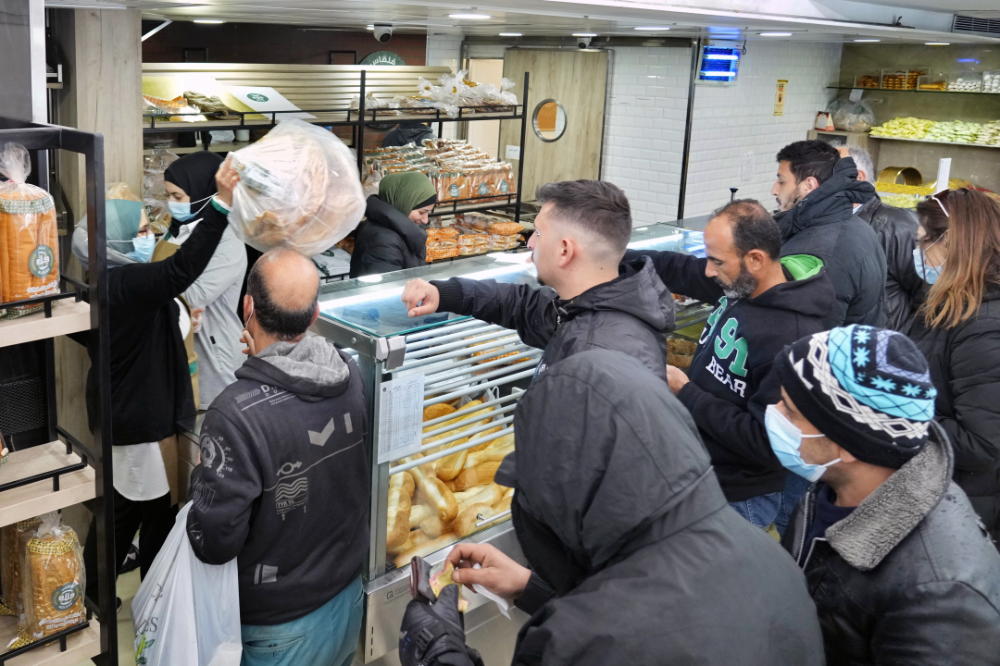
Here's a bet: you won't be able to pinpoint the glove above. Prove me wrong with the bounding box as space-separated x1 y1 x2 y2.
399 584 484 666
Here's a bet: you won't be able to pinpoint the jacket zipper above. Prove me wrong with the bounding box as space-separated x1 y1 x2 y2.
802 537 827 570
795 489 816 566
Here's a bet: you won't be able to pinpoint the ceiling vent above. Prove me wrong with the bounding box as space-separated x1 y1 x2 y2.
952 14 1000 36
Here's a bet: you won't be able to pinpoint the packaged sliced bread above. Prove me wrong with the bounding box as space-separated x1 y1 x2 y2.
0 517 41 620
0 143 59 319
17 513 86 644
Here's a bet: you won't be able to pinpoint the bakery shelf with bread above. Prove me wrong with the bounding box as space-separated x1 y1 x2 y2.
0 615 101 666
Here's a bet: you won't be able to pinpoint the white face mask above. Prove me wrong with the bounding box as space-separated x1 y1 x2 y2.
913 235 944 285
765 405 841 482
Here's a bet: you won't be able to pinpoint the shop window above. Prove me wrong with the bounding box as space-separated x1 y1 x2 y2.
532 100 567 142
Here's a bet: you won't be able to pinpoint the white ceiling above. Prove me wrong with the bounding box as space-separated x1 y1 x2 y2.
43 0 1000 44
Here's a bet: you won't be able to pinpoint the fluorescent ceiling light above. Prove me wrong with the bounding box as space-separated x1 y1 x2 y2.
573 33 598 37
759 32 792 36
704 53 738 60
854 39 880 42
925 42 950 46
449 13 491 19
194 19 224 24
701 71 736 77
499 32 522 37
634 27 670 31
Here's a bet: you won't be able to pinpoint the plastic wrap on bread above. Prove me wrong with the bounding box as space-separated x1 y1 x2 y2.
228 119 366 256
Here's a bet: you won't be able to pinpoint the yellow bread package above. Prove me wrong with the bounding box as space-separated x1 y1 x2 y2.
0 143 59 319
17 513 86 645
0 517 41 619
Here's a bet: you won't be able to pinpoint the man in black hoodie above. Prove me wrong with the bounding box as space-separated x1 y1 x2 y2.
401 180 676 382
187 249 369 666
772 140 887 328
625 199 835 533
398 351 825 666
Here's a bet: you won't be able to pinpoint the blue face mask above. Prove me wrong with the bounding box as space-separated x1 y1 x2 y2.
913 246 943 285
126 234 156 263
765 404 840 482
168 196 211 223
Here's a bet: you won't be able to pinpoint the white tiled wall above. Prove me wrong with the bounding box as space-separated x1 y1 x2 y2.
425 34 464 140
685 41 842 217
601 41 842 225
602 47 692 226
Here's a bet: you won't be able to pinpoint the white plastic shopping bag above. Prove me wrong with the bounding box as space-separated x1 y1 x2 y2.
132 503 242 666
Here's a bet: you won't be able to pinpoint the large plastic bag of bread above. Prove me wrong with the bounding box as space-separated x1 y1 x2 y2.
0 143 59 320
0 517 41 620
9 513 85 648
227 119 366 257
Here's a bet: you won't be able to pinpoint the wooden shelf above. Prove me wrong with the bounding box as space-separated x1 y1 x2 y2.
0 301 90 349
143 141 252 156
0 616 102 666
828 86 1000 96
869 136 1000 149
0 442 96 529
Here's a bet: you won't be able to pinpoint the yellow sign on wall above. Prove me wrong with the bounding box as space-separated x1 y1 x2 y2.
774 79 788 116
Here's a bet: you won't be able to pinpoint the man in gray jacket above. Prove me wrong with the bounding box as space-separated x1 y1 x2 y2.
187 249 368 666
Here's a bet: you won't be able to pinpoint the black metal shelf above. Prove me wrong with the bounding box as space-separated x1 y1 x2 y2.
0 117 116 665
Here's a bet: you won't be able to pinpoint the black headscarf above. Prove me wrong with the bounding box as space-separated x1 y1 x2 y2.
164 151 224 204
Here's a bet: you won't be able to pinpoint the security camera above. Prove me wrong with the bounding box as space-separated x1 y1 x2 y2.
374 24 393 43
577 36 592 49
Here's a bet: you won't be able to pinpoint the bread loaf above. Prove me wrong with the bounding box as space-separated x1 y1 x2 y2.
454 503 498 538
464 442 514 470
410 464 459 522
419 514 453 539
394 533 461 569
19 516 85 642
409 504 433 530
456 483 504 515
386 472 415 550
452 462 501 491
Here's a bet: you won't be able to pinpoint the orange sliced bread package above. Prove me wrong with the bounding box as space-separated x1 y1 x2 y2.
0 143 59 319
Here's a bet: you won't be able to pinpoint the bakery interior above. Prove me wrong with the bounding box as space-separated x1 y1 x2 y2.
1 0 999 664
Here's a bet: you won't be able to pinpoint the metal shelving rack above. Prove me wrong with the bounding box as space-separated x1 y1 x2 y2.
0 119 116 666
142 71 531 227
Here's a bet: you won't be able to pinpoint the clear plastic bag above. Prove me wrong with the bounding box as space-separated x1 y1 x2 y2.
0 143 59 319
228 119 366 256
827 96 878 132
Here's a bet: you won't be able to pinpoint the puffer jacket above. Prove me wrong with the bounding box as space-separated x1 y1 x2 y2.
502 351 826 665
855 195 922 332
431 256 675 382
782 422 1000 665
775 157 887 328
349 195 427 278
909 288 1000 542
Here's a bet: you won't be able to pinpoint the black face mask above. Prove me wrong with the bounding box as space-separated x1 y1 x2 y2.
512 495 590 597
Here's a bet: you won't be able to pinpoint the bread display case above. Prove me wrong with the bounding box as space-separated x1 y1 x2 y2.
301 221 707 662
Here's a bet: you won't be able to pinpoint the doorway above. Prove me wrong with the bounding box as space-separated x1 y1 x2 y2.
466 58 505 159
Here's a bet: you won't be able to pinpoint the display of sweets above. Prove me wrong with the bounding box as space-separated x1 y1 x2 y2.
984 72 1000 94
924 120 982 144
869 117 936 139
974 120 1000 146
948 76 982 92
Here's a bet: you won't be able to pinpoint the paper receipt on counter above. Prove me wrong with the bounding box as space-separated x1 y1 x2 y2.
429 562 469 612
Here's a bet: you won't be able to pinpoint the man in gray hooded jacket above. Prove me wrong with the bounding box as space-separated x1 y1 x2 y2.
187 249 368 666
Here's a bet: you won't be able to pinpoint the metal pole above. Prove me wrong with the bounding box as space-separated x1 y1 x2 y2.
356 70 366 175
677 38 701 223
514 71 529 225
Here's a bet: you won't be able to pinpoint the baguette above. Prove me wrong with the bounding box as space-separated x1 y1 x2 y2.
470 430 512 454
453 485 489 503
502 487 515 501
395 534 461 569
435 448 469 481
452 462 501 491
410 464 460 522
494 495 513 515
454 503 498 537
423 403 457 423
457 483 504 515
386 472 415 550
465 443 514 469
409 504 433 529
419 515 453 539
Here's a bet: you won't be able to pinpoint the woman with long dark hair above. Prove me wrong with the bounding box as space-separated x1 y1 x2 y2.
909 188 1000 543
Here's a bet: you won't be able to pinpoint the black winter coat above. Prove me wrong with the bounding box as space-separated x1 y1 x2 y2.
782 423 1000 665
776 158 887 328
855 196 922 332
86 202 228 445
502 351 826 666
909 289 1000 541
623 248 836 501
349 195 427 278
432 256 675 383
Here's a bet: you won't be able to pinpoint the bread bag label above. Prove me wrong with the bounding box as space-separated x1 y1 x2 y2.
29 245 54 278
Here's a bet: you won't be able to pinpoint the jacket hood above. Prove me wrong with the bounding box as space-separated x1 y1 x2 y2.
748 254 836 319
509 350 727 576
561 257 676 333
72 217 138 270
365 195 428 257
236 335 351 401
775 157 877 240
824 420 953 571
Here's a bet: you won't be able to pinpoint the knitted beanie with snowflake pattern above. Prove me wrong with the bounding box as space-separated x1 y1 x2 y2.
774 325 936 469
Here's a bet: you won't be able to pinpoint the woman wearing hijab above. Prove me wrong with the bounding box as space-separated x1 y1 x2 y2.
349 171 437 278
163 151 248 408
73 163 239 605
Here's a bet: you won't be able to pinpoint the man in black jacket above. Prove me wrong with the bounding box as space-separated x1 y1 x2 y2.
400 180 675 382
399 351 825 666
187 249 369 666
772 140 887 328
838 145 923 332
770 325 1000 665
625 199 835 534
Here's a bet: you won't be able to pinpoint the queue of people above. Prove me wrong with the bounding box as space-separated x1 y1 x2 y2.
70 137 1000 666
